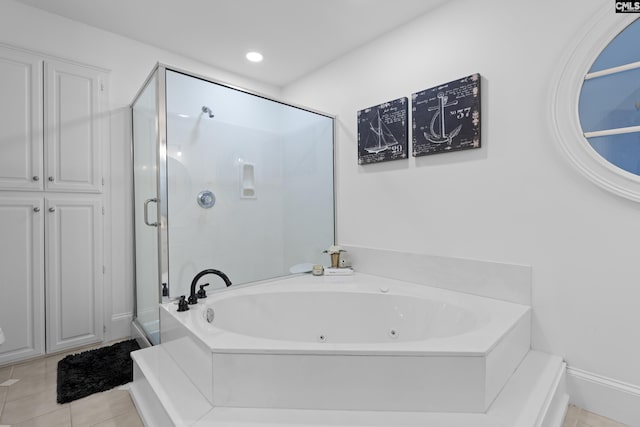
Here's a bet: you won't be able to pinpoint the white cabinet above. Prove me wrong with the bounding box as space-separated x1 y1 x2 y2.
0 195 103 363
0 195 103 365
0 48 43 190
44 60 104 193
0 197 45 366
0 45 105 193
0 45 107 365
45 196 103 353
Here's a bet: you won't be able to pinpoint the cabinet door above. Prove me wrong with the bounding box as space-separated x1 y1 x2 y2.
44 60 104 193
45 196 103 353
0 197 45 365
0 47 43 190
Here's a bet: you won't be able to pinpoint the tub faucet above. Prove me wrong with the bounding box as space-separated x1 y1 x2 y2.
188 269 232 305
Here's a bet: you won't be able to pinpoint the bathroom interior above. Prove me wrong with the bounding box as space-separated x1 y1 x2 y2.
0 0 639 426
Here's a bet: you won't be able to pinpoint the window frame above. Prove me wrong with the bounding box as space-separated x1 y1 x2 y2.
552 6 640 201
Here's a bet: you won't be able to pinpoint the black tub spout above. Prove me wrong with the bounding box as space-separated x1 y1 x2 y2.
188 269 232 305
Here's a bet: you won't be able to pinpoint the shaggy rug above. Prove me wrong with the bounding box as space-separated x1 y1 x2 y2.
57 339 140 404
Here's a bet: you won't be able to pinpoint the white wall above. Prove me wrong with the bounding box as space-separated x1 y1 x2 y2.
0 0 280 341
283 0 640 420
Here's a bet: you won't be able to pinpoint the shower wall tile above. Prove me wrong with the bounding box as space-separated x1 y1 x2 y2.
343 245 531 305
164 70 334 296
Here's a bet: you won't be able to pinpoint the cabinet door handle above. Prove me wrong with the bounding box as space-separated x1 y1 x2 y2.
48 177 55 182
49 207 56 212
33 207 40 213
143 198 159 227
32 176 40 181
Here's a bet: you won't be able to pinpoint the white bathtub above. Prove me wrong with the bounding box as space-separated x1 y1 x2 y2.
159 273 531 413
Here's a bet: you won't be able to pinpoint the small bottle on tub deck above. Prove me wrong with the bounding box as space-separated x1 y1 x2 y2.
312 264 324 276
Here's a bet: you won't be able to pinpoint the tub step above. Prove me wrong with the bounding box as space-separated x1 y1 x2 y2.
190 350 567 427
130 345 213 427
130 349 567 426
490 350 568 426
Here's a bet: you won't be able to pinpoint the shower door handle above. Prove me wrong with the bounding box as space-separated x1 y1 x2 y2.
143 198 159 227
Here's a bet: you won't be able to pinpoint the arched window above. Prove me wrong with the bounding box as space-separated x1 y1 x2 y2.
553 9 640 201
578 18 640 176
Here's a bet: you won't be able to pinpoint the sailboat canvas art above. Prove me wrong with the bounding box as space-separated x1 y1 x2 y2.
357 97 408 165
412 74 481 157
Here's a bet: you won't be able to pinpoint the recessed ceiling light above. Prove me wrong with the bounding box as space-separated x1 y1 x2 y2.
246 51 263 63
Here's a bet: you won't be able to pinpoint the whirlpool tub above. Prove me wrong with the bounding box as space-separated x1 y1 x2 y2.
158 273 531 413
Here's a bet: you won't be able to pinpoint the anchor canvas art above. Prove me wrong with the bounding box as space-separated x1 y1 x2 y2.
412 74 481 157
357 97 408 165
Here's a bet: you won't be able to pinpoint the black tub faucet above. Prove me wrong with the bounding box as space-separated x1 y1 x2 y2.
177 295 189 312
188 269 232 305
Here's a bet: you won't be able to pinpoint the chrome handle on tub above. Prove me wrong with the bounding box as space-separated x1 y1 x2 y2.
143 198 159 227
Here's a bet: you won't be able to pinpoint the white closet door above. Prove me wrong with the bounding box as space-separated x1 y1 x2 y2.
45 196 103 352
0 196 45 365
44 60 103 193
0 47 43 190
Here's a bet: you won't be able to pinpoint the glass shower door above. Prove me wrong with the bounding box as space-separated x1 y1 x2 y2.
132 71 161 345
164 69 334 298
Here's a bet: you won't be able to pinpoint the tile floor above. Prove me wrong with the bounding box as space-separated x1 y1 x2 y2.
563 404 629 427
0 342 143 427
0 345 629 427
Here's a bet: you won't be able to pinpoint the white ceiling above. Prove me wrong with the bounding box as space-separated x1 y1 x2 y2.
13 0 449 87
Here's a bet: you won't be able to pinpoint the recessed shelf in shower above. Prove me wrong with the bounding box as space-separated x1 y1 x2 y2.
240 163 256 199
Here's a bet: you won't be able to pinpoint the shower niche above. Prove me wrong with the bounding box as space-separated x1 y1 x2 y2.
130 65 335 345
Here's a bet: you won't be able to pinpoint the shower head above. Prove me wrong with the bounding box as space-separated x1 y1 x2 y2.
202 106 214 118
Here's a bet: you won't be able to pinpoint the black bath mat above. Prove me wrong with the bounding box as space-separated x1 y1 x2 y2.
57 339 141 404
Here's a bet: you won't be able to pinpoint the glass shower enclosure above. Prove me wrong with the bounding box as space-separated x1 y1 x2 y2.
130 65 335 345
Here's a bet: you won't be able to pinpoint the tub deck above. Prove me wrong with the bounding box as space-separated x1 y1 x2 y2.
156 273 531 412
172 274 529 356
129 273 566 425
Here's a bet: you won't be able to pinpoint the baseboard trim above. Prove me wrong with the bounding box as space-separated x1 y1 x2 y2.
566 366 640 425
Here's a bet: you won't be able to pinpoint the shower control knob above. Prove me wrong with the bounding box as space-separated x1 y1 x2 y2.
32 176 39 181
197 190 216 209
